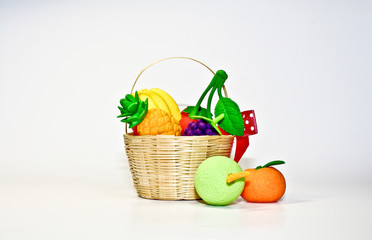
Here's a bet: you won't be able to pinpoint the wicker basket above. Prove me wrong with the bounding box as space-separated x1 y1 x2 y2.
123 57 234 200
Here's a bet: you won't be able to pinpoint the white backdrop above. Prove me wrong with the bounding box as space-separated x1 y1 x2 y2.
1 0 371 188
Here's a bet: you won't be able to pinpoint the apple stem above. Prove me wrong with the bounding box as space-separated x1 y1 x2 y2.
226 171 250 183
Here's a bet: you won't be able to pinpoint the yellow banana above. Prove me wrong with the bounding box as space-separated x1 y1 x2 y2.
137 92 158 110
132 88 181 121
143 90 171 115
150 88 181 121
132 89 157 110
134 89 171 116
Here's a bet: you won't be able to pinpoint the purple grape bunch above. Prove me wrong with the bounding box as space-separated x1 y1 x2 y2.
183 119 219 136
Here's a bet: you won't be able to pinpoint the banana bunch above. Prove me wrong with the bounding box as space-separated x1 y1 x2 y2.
133 88 181 121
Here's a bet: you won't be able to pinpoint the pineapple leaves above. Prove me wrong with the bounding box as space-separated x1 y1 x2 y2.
125 94 136 102
117 91 148 128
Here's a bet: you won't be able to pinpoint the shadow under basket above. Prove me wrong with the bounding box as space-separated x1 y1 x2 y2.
124 133 234 200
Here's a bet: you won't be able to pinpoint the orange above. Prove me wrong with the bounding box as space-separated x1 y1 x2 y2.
241 162 286 203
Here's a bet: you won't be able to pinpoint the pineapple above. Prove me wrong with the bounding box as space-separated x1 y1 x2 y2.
117 91 148 128
118 91 181 136
137 109 182 136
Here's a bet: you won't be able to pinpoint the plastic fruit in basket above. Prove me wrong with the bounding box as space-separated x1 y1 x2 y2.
241 161 286 203
185 70 245 137
117 92 148 128
135 88 181 121
194 156 247 206
183 119 218 136
179 110 197 135
137 108 182 136
118 89 182 136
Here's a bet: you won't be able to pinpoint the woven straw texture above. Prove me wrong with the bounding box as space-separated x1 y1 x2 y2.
124 134 234 200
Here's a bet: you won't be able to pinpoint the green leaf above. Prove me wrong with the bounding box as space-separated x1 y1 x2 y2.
119 98 126 107
214 97 244 136
125 94 136 102
121 101 132 109
125 115 143 128
256 160 285 170
183 106 211 118
117 111 131 118
127 102 138 113
117 92 148 126
118 106 125 113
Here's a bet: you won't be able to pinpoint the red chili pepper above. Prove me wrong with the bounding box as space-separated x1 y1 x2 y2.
234 110 258 163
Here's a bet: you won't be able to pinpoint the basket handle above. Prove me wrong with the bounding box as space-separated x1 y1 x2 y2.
130 56 228 96
127 57 228 133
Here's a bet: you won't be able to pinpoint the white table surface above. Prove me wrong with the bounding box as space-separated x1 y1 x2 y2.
1 170 371 240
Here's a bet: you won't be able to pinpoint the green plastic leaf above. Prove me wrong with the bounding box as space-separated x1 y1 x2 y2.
214 97 244 136
127 102 138 113
256 160 285 170
117 106 131 117
118 106 125 113
183 106 211 118
125 94 136 102
117 112 131 118
119 98 126 107
124 116 141 128
121 100 132 109
117 92 148 127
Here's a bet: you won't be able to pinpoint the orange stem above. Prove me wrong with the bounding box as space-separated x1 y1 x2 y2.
226 171 250 183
